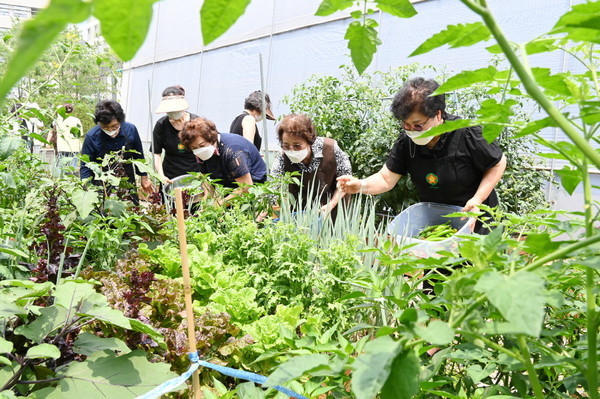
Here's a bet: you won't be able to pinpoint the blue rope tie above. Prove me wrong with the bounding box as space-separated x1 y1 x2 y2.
135 352 309 399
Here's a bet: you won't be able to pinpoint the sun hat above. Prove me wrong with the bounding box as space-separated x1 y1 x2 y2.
155 94 189 113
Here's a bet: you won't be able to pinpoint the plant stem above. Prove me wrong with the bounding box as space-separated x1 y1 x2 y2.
457 329 522 361
521 233 600 273
517 335 545 399
459 0 600 170
581 159 599 399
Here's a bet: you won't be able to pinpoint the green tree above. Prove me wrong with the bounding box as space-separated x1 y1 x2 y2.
0 25 120 131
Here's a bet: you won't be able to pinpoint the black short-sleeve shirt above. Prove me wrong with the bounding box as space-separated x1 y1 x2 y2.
385 114 503 207
152 114 201 179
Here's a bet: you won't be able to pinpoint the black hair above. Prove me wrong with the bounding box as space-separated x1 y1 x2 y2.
94 100 125 124
162 85 185 97
390 77 446 122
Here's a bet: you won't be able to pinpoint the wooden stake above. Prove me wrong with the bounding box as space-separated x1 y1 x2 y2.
175 188 201 399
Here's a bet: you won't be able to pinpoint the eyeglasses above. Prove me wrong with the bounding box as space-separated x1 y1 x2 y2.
403 116 431 132
281 143 307 151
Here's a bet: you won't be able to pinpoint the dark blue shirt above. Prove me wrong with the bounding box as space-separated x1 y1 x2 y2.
199 133 266 188
80 121 147 180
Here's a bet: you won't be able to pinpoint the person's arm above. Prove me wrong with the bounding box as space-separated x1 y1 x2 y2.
221 173 253 204
337 165 402 195
153 153 172 184
128 124 154 193
320 143 352 214
241 115 257 143
463 154 507 212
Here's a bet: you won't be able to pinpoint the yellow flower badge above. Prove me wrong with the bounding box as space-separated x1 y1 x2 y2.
426 173 438 186
178 143 185 151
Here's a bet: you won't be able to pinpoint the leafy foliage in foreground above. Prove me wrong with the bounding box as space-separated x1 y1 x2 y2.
0 279 176 397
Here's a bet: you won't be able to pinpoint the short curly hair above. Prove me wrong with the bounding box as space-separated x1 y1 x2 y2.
94 100 125 124
179 117 219 149
276 114 317 145
390 77 446 122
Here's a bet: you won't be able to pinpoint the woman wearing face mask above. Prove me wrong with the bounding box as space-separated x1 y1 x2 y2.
270 114 352 218
229 90 276 150
152 85 201 184
338 77 506 233
179 117 267 200
80 99 153 199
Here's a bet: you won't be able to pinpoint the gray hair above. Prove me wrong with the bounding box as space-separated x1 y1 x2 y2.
244 90 271 112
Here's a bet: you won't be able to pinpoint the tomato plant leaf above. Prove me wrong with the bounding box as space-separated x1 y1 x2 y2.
555 166 582 195
410 22 491 57
315 0 354 16
0 136 22 160
433 66 498 95
0 0 91 103
380 348 420 399
375 0 417 18
264 354 330 386
551 1 600 44
344 19 382 75
523 233 562 256
414 320 455 345
26 343 61 360
93 0 158 61
351 336 402 399
475 271 546 337
514 117 555 139
201 0 252 45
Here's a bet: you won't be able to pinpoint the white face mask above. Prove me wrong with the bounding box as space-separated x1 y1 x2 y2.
167 111 184 120
254 114 264 122
102 128 120 138
193 145 215 161
285 148 309 164
405 127 434 146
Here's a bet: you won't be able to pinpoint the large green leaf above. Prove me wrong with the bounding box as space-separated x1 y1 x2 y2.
474 271 546 337
551 2 600 44
414 320 455 345
201 0 252 45
15 306 69 343
531 68 573 97
351 336 402 399
433 66 498 95
380 348 420 399
53 280 97 309
410 22 491 57
555 166 582 195
43 350 180 399
0 0 91 103
93 0 158 61
0 136 22 161
26 343 61 360
264 354 330 386
0 337 13 353
375 0 417 18
71 189 99 220
315 0 354 16
73 332 131 356
345 19 382 75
